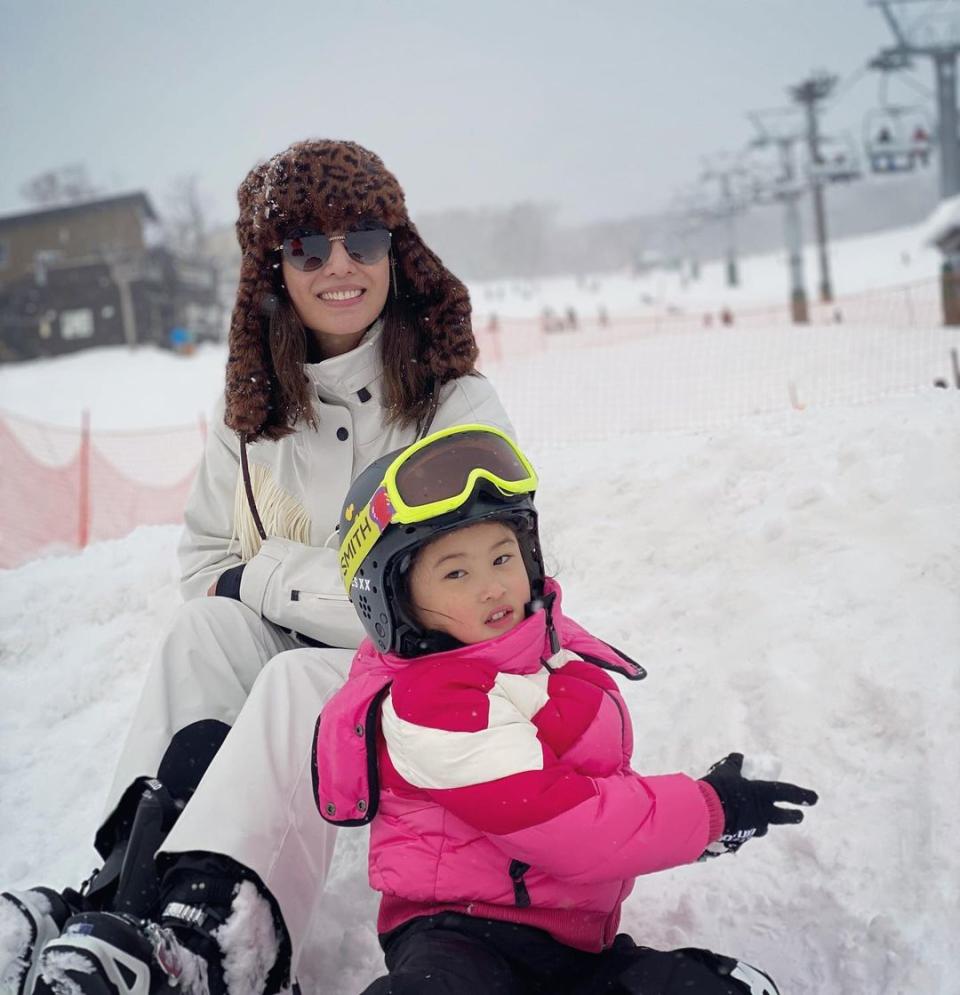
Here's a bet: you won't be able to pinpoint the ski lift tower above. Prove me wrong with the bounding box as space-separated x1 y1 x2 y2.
669 184 712 282
789 72 838 303
700 159 750 288
871 2 960 322
869 0 960 199
747 109 810 324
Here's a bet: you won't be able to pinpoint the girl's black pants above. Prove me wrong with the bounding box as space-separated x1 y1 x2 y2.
360 912 777 995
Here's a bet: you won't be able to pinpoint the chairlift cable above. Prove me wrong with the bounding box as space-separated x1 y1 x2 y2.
902 1 950 45
897 70 935 98
825 61 872 107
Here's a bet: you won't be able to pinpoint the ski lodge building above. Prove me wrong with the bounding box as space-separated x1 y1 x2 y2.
0 194 223 362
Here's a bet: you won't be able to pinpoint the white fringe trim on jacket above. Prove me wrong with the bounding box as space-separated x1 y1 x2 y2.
233 463 312 561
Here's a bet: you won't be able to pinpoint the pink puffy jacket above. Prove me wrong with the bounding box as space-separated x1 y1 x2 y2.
312 580 724 952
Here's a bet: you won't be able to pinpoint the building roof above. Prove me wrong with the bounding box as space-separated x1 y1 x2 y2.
0 192 158 230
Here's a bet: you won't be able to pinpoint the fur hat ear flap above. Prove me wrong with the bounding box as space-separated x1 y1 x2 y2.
391 223 477 380
235 161 270 255
225 251 275 437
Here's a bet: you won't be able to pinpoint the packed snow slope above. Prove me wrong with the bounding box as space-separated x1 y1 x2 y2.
2 390 957 992
2 218 959 992
467 218 943 322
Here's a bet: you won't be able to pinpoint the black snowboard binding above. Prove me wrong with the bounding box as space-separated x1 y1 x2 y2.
0 722 229 995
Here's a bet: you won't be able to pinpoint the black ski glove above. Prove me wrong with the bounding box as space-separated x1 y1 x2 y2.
214 564 245 600
700 752 818 858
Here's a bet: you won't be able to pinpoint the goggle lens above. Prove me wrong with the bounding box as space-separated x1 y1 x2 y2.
394 431 531 510
282 227 392 271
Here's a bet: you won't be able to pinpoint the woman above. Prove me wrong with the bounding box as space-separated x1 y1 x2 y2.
1 140 513 995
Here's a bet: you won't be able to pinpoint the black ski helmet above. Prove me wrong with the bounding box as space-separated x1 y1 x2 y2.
338 428 544 657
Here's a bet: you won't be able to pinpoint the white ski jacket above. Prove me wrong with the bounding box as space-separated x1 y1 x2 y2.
178 322 513 647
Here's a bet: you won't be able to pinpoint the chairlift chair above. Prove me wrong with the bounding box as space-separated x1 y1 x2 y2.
746 157 804 205
750 173 800 206
863 105 935 174
807 134 863 184
740 150 786 206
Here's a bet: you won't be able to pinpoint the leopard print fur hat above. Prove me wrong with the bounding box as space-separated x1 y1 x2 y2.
225 139 476 439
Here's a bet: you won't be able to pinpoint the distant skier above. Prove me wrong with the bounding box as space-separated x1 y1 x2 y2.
315 424 819 994
872 126 896 173
911 124 931 167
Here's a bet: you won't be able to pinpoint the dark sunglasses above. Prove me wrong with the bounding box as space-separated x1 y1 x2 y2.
280 227 392 272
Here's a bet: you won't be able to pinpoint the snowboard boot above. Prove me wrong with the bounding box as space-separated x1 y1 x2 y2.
33 879 284 995
730 960 780 995
0 889 77 995
32 911 202 995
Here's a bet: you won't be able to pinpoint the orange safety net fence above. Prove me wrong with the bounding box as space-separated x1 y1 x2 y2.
1 412 204 569
473 276 945 362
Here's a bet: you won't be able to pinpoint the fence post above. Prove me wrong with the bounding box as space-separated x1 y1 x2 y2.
940 260 960 326
78 409 91 549
903 283 915 328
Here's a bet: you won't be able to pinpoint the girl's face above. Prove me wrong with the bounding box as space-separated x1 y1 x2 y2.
408 521 532 645
282 235 390 359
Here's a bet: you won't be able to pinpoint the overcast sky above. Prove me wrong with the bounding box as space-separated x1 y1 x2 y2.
0 1 940 228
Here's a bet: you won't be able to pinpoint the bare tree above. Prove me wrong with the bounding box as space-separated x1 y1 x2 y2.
20 163 101 207
163 174 211 257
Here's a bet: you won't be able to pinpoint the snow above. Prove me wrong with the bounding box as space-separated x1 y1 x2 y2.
215 881 280 995
917 192 960 249
38 950 96 995
0 892 35 993
1 221 959 993
0 345 226 431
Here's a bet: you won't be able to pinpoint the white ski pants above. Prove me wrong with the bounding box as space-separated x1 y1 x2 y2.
104 596 352 976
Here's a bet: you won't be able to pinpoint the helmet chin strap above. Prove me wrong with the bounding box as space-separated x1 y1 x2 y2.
395 598 465 658
528 589 561 655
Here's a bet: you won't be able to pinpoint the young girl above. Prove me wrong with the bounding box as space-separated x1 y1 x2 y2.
314 424 818 995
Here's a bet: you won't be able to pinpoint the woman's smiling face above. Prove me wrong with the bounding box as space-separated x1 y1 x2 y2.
282 234 390 358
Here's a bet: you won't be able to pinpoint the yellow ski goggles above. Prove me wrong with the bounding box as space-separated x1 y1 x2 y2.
339 424 537 592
